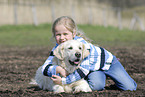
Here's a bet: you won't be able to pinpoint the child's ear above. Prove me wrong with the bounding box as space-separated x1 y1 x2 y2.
53 44 64 60
82 43 90 58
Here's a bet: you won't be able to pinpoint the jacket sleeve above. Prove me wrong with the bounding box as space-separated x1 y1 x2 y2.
61 66 90 84
41 47 58 77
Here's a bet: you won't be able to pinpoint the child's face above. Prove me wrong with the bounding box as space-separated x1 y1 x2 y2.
54 25 76 44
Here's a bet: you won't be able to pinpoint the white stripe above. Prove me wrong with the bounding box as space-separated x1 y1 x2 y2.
41 56 53 72
49 66 53 72
106 51 113 63
85 43 91 50
102 64 111 70
79 67 89 75
76 38 84 41
61 77 66 84
94 46 101 70
102 51 113 70
71 75 76 83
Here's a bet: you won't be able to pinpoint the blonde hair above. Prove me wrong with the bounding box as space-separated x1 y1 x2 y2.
52 16 92 42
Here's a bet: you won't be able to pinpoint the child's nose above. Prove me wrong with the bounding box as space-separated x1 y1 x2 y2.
60 35 65 39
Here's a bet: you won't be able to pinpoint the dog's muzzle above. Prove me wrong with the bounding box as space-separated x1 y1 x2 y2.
69 59 80 66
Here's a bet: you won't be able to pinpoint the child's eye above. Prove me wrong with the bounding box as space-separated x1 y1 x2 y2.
55 34 60 36
68 47 73 50
64 33 68 35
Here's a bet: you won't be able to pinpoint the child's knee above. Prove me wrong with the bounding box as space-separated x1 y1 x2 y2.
89 81 105 91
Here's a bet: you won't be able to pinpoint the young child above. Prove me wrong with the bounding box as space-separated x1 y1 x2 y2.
41 16 137 91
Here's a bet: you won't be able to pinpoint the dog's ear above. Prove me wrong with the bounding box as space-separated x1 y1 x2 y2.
82 43 90 58
53 44 64 60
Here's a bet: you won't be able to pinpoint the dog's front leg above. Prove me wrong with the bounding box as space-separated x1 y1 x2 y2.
53 85 65 94
73 79 92 93
63 85 73 93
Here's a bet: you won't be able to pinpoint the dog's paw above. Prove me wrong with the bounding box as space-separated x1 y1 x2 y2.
29 78 37 85
53 85 65 94
73 86 92 93
73 86 84 93
63 85 73 93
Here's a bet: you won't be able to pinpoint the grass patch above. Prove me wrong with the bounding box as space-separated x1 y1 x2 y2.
78 25 145 47
0 24 53 47
0 24 145 47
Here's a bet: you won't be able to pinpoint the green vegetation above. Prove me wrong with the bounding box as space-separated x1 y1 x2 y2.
0 24 145 47
0 24 53 47
78 25 145 47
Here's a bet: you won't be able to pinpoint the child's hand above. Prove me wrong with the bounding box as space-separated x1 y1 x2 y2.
51 75 62 85
56 66 69 77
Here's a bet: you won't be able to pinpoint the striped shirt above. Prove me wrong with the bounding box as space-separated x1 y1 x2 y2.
42 36 113 84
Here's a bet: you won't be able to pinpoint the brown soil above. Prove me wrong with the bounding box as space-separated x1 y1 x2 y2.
0 46 145 97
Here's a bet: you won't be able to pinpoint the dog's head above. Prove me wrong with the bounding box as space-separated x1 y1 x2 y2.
53 40 90 67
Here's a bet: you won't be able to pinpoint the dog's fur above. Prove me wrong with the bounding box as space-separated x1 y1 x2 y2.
35 40 92 93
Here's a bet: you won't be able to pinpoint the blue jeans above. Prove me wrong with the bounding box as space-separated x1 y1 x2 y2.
85 56 137 91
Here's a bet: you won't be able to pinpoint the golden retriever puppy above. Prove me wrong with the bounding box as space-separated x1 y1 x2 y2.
35 40 92 93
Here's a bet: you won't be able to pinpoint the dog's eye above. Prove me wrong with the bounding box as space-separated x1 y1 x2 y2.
79 47 82 50
68 47 73 50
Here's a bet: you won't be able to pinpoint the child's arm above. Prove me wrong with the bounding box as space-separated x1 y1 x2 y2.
61 67 89 84
42 56 58 77
42 46 62 77
42 59 68 77
42 46 68 77
56 66 68 77
51 67 89 85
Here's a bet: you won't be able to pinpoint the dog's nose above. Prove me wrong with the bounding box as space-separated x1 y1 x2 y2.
75 52 81 58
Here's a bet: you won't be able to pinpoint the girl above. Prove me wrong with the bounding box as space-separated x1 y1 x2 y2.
41 16 137 91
